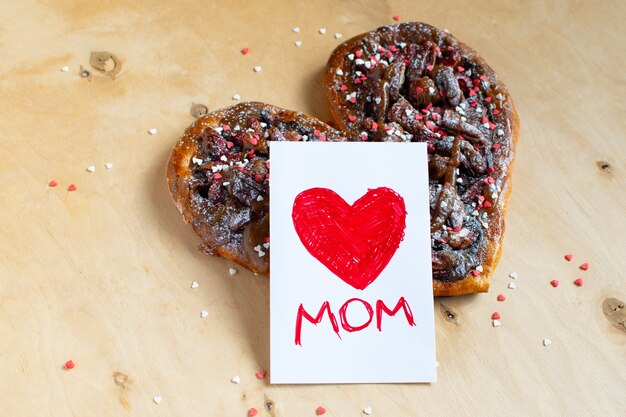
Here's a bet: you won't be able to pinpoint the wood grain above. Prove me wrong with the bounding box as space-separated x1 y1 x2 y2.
0 0 624 416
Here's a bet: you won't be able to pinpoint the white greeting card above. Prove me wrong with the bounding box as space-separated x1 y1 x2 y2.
270 142 435 384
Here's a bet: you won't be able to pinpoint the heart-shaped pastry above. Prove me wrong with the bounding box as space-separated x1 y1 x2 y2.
323 22 519 296
167 22 519 296
292 187 407 290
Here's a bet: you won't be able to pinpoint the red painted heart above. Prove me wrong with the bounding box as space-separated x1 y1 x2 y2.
292 187 407 290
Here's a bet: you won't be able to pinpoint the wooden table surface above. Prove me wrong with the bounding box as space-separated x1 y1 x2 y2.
1 0 624 416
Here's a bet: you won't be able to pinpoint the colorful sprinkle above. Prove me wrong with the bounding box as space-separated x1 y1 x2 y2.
255 370 266 379
213 173 222 180
550 280 560 287
253 66 262 73
564 254 573 261
48 180 57 187
363 406 373 415
392 15 401 21
579 263 589 271
230 375 240 384
67 184 77 192
191 281 200 289
492 319 501 327
148 128 157 135
64 360 75 369
471 269 480 277
574 278 584 286
316 406 327 415
248 408 258 417
229 267 238 276
153 396 162 404
492 312 501 320
497 294 506 302
543 338 552 346
241 48 249 55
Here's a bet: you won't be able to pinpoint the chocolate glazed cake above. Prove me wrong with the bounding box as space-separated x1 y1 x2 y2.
323 22 519 296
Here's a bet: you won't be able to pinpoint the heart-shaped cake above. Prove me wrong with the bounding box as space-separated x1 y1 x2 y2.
167 22 519 296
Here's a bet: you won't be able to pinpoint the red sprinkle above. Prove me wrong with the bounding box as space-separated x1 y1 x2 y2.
471 270 480 277
255 370 266 379
355 50 363 58
316 406 327 415
491 312 501 320
348 115 357 122
497 294 506 302
254 174 263 182
213 173 222 180
574 278 584 286
564 254 573 261
579 263 589 271
457 66 465 72
483 201 492 208
480 75 487 81
64 360 75 369
264 236 270 243
492 143 501 150
493 109 501 115
360 132 368 141
550 280 560 287
426 65 433 72
67 184 77 192
340 84 348 91
226 141 234 149
486 167 495 174
485 97 492 103
241 47 249 55
453 225 461 233
248 408 258 417
48 180 57 187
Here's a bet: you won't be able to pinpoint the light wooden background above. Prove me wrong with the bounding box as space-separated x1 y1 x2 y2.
1 1 624 416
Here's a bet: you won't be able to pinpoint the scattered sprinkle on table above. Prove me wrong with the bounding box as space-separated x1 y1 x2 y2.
148 128 158 135
564 253 573 261
509 271 518 279
229 267 238 276
574 278 584 286
508 282 517 289
316 406 327 415
393 15 401 21
294 41 302 47
363 406 373 415
334 33 342 39
248 407 258 416
241 47 249 55
67 184 77 192
255 370 266 379
543 338 552 346
492 312 501 320
86 165 96 173
48 180 57 187
292 26 300 33
105 162 113 169
60 66 69 72
492 319 501 327
579 263 589 271
200 310 209 318
64 360 75 369
232 94 241 100
319 28 326 34
191 281 199 289
550 280 560 287
253 66 262 73
230 375 240 384
153 395 162 405
497 294 506 302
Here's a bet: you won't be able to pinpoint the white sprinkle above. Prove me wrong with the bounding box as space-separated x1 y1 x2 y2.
363 406 373 415
471 210 479 216
220 155 228 162
335 69 343 76
374 97 381 105
399 42 406 48
319 28 327 34
476 265 483 272
148 128 158 135
256 195 264 202
222 182 230 186
231 375 241 384
456 178 463 184
444 28 449 33
348 53 355 60
543 338 552 346
86 165 96 173
105 162 113 169
229 267 238 276
191 281 200 289
509 271 518 279
258 250 266 257
254 245 261 252
153 396 162 405
200 310 209 318
192 157 204 165
334 33 342 39
294 41 302 47
492 319 501 327
497 129 504 136
60 66 69 72
292 27 300 33
263 242 270 249
355 58 365 66
428 87 436 94
496 93 504 100
232 94 241 100
253 66 262 73
508 282 517 289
